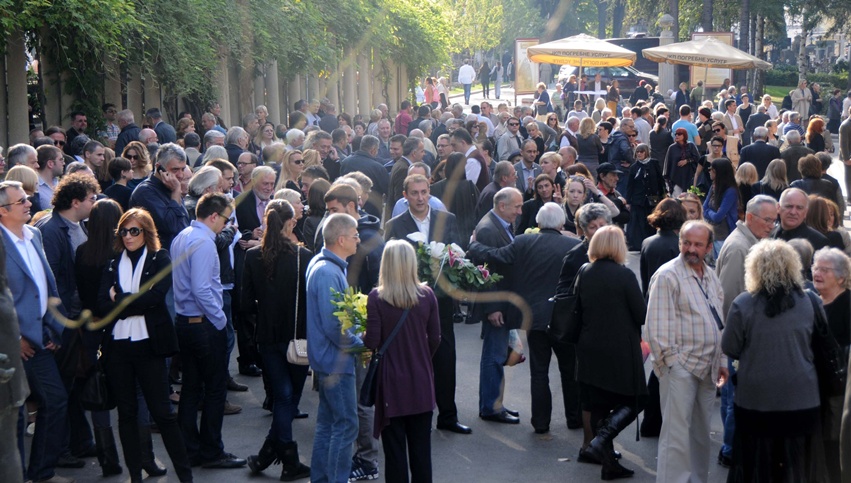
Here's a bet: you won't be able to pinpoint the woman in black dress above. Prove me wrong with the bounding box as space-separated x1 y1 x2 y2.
625 144 666 251
648 116 673 164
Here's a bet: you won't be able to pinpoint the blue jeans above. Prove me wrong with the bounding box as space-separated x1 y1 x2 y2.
259 343 309 443
462 83 472 104
18 348 68 481
720 359 736 457
311 372 358 483
479 321 509 416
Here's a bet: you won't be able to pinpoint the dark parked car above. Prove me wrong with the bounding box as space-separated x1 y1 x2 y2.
557 65 659 98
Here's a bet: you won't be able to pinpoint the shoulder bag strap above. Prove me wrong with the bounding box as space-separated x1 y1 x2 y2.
293 250 300 338
375 308 412 359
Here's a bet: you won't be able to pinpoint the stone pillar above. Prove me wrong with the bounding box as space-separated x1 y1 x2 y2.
343 48 357 115
254 71 265 109
288 78 301 113
7 30 29 144
127 65 143 122
265 60 281 125
228 62 240 126
399 65 409 106
144 74 162 114
372 52 382 109
317 77 326 100
658 14 675 98
103 58 122 109
387 60 399 117
357 53 371 115
215 53 231 127
328 76 340 111
308 74 319 101
39 52 62 128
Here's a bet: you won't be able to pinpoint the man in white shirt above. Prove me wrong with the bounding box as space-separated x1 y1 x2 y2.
591 73 608 102
458 60 477 106
449 129 485 189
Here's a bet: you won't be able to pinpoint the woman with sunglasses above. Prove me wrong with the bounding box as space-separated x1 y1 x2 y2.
122 141 151 191
98 208 193 483
662 127 700 197
275 150 305 193
702 157 740 256
243 200 312 481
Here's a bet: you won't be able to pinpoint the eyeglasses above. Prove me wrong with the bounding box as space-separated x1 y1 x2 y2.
754 215 776 224
0 197 27 208
711 144 723 148
812 266 835 274
54 140 65 146
237 161 256 167
126 154 140 160
118 227 143 237
344 233 361 240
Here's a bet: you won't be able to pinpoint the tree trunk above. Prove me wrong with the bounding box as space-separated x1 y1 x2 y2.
739 0 749 52
701 0 713 33
611 0 626 38
669 0 679 41
595 0 607 39
753 15 765 98
798 13 809 82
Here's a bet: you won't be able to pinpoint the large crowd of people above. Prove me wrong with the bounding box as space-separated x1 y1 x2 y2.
1 72 851 483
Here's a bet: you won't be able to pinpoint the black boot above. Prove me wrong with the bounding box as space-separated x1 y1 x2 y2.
277 441 311 481
247 438 279 473
139 424 168 477
95 427 123 476
585 406 637 480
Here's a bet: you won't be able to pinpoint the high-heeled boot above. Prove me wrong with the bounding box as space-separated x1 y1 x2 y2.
138 424 167 477
585 406 637 480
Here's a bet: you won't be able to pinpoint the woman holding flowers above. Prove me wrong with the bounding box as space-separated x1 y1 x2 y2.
364 240 441 483
242 199 312 481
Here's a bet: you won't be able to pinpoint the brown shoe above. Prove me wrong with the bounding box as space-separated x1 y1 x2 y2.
224 400 242 415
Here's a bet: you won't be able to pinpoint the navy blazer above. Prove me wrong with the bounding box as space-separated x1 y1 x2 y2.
35 213 85 318
154 121 177 144
2 226 65 348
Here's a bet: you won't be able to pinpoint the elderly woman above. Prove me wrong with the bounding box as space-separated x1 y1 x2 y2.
591 98 606 124
184 166 222 219
575 226 647 480
555 203 613 448
722 239 825 481
813 247 851 481
176 117 195 143
274 188 306 244
626 144 666 250
467 203 580 435
751 158 788 201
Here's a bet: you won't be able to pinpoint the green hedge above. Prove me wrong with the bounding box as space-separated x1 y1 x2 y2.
766 69 848 91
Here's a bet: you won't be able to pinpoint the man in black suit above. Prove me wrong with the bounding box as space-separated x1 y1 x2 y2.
476 160 517 220
340 135 389 219
471 187 523 425
739 126 781 178
146 108 177 144
232 166 278 378
780 130 814 182
743 105 770 147
384 174 471 434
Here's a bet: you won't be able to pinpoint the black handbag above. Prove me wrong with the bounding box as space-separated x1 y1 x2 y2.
79 358 115 411
807 290 848 398
359 308 411 407
547 264 588 344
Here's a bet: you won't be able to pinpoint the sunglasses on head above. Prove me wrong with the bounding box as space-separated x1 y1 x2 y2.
118 227 143 237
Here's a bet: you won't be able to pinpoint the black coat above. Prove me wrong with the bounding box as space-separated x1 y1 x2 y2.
430 178 479 249
780 145 814 182
470 211 515 321
575 259 648 397
555 240 589 295
98 249 178 357
516 198 544 234
639 230 679 295
384 209 460 247
241 245 312 345
739 141 781 179
467 228 580 331
791 177 842 208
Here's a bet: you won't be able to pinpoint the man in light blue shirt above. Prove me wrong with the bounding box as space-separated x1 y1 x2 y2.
306 213 363 483
171 193 247 469
671 105 701 146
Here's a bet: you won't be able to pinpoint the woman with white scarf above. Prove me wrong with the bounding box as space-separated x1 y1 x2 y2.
98 208 194 483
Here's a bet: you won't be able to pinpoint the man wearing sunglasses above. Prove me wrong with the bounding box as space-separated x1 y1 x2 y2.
496 116 523 161
0 180 74 483
710 122 740 168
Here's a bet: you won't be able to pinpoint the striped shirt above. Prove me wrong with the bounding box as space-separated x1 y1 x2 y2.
644 255 727 381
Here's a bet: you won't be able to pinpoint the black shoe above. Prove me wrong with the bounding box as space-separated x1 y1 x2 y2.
294 410 309 419
73 445 98 458
534 427 549 434
480 411 520 424
202 452 247 469
57 453 86 468
718 449 732 468
239 364 262 377
227 377 248 391
503 407 519 417
567 422 584 430
436 421 472 434
262 396 273 412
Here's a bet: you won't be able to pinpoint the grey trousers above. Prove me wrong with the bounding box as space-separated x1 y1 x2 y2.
1 406 23 483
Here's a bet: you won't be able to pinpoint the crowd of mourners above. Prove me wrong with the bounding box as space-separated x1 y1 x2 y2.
2 68 851 483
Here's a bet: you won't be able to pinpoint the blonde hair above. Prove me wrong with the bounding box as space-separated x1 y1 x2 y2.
735 162 758 186
377 240 425 309
276 150 303 188
274 188 302 206
539 151 561 168
762 159 788 192
5 165 39 195
302 149 321 168
744 239 803 294
579 117 596 137
594 98 606 111
588 225 627 264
